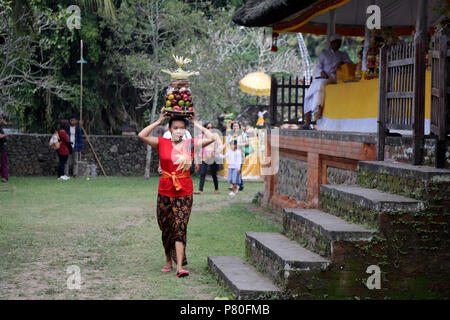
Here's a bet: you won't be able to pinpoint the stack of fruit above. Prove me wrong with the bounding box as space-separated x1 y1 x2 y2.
165 81 194 114
162 55 199 118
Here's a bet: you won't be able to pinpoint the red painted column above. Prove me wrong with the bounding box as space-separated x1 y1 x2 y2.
307 152 321 208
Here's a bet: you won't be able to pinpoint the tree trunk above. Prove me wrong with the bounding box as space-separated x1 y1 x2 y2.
144 1 162 179
144 82 159 179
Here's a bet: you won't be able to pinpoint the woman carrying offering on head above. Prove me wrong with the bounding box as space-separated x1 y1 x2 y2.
138 108 216 278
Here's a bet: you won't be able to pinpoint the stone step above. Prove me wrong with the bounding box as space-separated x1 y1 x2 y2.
207 256 281 299
320 184 424 229
357 161 450 201
358 161 450 183
245 232 330 286
283 208 373 258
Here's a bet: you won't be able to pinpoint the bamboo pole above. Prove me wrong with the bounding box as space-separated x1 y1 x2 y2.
80 125 107 177
80 40 83 125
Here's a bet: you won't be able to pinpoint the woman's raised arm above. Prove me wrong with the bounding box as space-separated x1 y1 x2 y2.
190 115 216 149
138 108 168 148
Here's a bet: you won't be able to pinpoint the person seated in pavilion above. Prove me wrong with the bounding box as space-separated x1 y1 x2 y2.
303 34 353 129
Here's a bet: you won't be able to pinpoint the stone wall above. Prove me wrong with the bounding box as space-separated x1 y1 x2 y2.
277 156 308 202
385 137 450 169
326 167 357 185
5 134 160 176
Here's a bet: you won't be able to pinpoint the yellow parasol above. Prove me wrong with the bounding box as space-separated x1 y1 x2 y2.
239 71 271 96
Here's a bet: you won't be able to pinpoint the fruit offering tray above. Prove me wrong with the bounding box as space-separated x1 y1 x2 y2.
166 110 193 118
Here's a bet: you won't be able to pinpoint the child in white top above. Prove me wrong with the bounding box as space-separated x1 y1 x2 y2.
219 140 242 196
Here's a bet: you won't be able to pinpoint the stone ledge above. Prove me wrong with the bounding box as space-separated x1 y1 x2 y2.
358 161 450 183
276 129 377 144
320 184 425 213
207 256 281 299
385 135 450 147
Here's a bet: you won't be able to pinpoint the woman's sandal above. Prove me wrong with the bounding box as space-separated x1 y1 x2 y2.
161 265 173 273
175 269 190 278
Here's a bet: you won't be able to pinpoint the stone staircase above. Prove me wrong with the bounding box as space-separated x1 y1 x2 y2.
208 161 450 299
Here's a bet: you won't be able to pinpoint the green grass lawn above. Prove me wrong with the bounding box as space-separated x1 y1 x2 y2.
0 176 281 300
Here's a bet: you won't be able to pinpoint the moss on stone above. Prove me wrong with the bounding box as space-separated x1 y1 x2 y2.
320 194 379 230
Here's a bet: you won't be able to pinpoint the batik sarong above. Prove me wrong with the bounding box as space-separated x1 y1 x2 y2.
156 194 193 266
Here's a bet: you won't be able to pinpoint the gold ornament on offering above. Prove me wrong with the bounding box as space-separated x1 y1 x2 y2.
162 55 199 80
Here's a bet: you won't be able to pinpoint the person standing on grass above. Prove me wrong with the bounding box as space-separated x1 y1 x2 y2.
0 113 8 183
138 108 215 278
195 122 222 195
219 140 242 196
226 121 248 191
56 120 72 181
65 114 83 178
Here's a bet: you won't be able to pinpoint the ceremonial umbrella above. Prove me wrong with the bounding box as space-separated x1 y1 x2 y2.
239 71 271 96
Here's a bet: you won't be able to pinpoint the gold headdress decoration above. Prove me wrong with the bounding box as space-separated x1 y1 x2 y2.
162 55 199 80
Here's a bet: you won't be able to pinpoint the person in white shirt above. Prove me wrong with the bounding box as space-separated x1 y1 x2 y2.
303 34 352 128
219 140 242 196
226 121 248 191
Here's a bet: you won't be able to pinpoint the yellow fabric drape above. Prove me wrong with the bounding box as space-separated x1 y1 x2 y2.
323 70 431 120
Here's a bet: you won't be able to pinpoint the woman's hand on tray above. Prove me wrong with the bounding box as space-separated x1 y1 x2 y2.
158 107 169 122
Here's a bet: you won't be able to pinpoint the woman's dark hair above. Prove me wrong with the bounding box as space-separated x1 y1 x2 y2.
169 117 189 129
69 114 78 120
232 121 241 129
59 119 69 131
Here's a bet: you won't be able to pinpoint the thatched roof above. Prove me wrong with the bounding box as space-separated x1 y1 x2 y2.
232 0 317 27
233 0 447 36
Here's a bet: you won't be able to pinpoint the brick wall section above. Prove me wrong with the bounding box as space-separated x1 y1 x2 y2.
307 152 321 208
279 135 377 160
263 130 377 214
